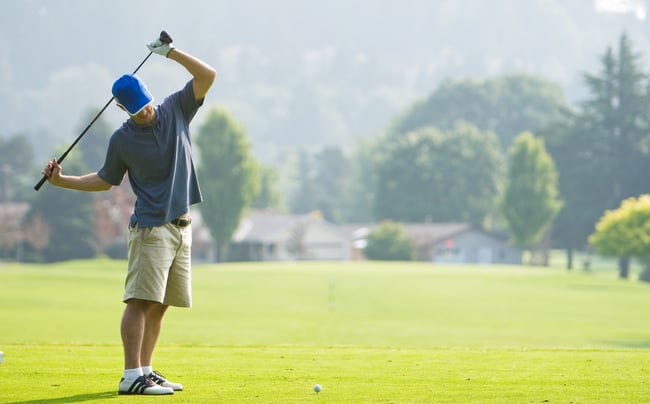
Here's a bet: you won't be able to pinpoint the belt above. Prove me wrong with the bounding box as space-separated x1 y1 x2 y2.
170 217 192 227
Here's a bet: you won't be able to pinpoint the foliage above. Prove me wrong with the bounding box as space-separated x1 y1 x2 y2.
374 122 503 224
289 151 319 217
543 115 607 261
250 164 285 211
0 134 34 202
77 110 113 173
389 74 572 150
289 146 349 222
500 132 562 248
545 34 650 267
21 153 95 262
363 220 414 261
196 109 258 260
340 136 381 222
589 195 650 281
580 34 650 205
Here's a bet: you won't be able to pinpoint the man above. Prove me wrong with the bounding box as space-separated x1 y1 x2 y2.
42 34 216 395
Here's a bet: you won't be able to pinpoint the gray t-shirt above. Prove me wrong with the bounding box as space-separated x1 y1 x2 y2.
98 80 203 227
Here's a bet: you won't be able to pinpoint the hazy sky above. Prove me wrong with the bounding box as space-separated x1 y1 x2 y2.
1 0 648 162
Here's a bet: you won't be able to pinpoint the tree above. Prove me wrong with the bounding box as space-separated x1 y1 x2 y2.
581 34 650 204
364 221 414 261
340 136 380 223
196 109 258 261
500 132 562 264
544 33 650 271
77 110 113 173
374 122 503 225
389 74 572 150
543 114 608 269
289 150 319 215
0 134 34 202
250 165 285 211
312 147 348 222
289 146 349 222
589 195 650 281
22 153 95 262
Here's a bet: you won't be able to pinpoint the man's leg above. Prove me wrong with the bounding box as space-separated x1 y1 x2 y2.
119 299 173 395
139 302 185 391
140 303 168 367
121 298 154 369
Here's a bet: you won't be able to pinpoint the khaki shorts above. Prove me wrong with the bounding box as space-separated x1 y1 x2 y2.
124 222 192 307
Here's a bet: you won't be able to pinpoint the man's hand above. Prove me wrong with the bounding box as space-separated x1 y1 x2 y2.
147 37 174 57
42 158 62 184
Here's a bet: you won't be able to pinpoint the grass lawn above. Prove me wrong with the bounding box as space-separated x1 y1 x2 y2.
1 259 649 402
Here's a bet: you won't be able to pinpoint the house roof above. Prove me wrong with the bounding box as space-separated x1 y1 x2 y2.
233 211 309 243
342 222 491 248
403 223 473 246
231 209 351 244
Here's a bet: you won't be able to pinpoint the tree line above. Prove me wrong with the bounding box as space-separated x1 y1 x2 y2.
1 33 648 274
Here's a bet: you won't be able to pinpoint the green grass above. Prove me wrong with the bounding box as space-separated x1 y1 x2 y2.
1 260 650 402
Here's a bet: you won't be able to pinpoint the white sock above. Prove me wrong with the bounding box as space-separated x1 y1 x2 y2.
123 367 143 382
142 365 153 376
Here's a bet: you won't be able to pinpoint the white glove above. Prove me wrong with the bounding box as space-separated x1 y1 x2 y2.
147 38 174 57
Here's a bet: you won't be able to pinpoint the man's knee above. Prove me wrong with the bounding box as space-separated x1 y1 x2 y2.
148 303 169 318
125 298 159 313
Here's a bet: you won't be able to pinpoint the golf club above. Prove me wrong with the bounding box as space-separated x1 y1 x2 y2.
34 30 173 191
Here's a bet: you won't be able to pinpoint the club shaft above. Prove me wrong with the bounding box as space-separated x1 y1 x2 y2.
34 51 154 191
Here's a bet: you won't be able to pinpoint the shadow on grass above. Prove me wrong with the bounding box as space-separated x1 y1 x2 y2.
5 391 116 403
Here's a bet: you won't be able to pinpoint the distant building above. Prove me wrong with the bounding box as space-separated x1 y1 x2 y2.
192 210 522 264
345 223 522 265
227 210 352 262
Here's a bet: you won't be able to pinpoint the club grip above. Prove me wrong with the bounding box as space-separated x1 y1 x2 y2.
160 30 173 44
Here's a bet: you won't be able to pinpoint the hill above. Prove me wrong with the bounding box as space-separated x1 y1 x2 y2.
0 0 648 163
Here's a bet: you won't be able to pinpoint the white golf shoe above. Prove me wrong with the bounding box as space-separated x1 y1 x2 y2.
148 370 184 391
118 375 174 395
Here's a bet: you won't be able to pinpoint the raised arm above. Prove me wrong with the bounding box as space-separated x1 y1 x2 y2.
167 48 217 101
147 35 217 101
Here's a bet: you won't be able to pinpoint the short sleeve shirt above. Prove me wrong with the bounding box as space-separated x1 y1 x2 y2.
98 80 203 227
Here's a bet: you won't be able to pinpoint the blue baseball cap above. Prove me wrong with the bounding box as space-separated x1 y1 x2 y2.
112 74 153 115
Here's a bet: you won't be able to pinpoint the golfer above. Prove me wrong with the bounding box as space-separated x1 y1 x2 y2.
42 35 216 395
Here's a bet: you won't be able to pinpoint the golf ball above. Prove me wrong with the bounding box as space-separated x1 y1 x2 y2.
313 384 322 393
0 351 4 364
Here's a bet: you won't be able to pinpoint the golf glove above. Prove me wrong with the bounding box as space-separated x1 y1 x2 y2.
147 38 174 57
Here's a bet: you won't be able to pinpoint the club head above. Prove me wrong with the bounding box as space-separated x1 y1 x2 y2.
160 31 173 44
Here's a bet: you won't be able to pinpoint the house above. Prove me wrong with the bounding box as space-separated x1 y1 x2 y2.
224 210 352 262
346 222 522 265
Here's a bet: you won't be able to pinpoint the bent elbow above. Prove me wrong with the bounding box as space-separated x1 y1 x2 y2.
206 67 217 86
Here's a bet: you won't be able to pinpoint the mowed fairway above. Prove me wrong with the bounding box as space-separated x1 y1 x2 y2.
1 260 649 403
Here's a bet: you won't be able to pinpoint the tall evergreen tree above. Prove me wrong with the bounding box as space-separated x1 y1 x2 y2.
545 33 650 271
581 34 650 203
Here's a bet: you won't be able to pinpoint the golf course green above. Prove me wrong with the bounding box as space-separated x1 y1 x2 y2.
1 259 649 402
